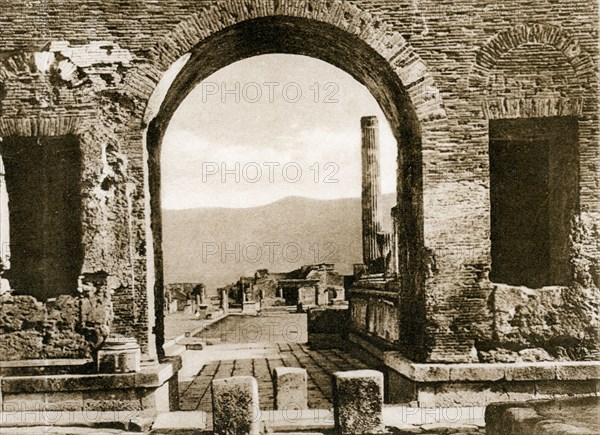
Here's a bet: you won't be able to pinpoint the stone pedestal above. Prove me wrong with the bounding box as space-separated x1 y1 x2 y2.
242 300 258 315
95 335 141 373
333 369 385 434
273 367 308 410
212 376 260 435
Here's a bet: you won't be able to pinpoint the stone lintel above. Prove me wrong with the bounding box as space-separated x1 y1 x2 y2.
0 357 181 394
348 286 400 299
383 351 600 383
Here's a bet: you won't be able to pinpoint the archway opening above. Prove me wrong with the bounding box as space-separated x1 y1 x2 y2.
146 16 424 354
160 53 398 309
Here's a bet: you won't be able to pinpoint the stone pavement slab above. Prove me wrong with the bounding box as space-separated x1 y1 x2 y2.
150 406 486 434
178 342 368 413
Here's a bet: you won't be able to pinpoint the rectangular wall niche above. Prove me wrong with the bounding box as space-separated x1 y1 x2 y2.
489 117 579 288
1 135 83 300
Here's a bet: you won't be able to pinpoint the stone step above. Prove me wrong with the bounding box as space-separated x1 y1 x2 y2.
152 411 208 433
177 337 206 350
261 409 334 433
269 432 328 434
163 344 187 357
0 358 93 376
0 410 154 431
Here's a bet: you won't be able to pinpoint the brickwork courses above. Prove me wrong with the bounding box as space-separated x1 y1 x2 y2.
0 0 597 424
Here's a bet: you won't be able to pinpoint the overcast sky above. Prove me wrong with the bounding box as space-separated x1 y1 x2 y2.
161 54 397 209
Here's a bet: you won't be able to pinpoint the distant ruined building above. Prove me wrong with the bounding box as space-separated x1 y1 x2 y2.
164 282 206 314
0 0 597 415
225 263 347 307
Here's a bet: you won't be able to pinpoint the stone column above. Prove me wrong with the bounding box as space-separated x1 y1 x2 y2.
361 116 383 270
220 287 229 315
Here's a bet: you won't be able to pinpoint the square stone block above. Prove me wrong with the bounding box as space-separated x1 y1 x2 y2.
212 376 260 435
333 370 385 434
273 367 308 410
411 364 450 382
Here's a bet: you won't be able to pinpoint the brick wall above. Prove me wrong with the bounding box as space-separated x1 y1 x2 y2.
0 0 597 363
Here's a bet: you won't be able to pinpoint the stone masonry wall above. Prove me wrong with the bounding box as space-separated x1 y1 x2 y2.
0 0 597 363
0 44 145 358
0 282 112 360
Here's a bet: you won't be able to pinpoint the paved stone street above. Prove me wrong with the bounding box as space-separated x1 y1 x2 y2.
179 342 369 412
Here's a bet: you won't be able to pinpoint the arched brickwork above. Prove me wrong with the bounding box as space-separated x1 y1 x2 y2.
470 23 595 119
474 23 594 74
126 0 445 124
132 0 446 356
468 22 598 212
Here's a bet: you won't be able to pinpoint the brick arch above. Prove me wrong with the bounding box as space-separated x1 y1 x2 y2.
473 23 594 75
125 0 445 125
470 23 595 119
131 0 445 355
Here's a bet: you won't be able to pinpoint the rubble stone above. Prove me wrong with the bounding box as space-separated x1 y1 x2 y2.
333 370 385 434
212 376 260 435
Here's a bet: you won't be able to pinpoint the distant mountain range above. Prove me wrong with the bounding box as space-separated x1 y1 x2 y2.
162 193 395 293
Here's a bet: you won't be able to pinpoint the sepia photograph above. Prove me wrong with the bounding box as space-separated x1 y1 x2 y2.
0 1 598 434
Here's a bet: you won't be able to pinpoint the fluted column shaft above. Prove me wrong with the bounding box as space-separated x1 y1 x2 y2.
361 116 382 267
